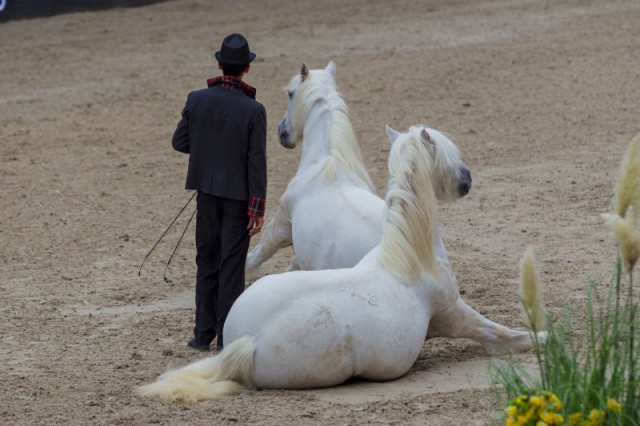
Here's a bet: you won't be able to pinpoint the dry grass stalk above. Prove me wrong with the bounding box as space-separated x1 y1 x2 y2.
519 247 546 332
602 208 640 273
614 132 640 221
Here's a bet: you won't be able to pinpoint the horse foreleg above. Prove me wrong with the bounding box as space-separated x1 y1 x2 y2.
427 297 546 354
285 257 301 272
245 204 293 281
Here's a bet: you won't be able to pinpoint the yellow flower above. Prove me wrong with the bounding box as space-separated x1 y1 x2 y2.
586 409 606 425
506 392 567 426
530 395 544 407
568 412 583 425
516 395 528 405
546 393 563 410
606 398 621 414
525 407 537 419
540 412 564 425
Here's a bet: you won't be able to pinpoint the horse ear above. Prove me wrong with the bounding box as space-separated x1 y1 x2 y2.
326 60 336 76
300 63 309 82
385 125 402 144
420 128 436 155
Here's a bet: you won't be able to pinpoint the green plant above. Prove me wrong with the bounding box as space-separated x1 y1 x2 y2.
491 133 640 425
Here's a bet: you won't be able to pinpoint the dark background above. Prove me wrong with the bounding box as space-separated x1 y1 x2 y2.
0 0 168 22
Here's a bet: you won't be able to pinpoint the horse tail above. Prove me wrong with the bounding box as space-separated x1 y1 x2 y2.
136 336 257 403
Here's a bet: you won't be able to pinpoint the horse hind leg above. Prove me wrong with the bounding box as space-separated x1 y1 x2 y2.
245 204 293 281
427 298 546 354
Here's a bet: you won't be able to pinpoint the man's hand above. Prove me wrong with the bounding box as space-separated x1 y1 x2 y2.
247 216 264 237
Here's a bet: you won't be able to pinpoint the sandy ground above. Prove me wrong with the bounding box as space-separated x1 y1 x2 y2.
1 0 639 424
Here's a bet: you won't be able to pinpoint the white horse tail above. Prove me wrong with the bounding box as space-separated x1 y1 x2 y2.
136 336 257 403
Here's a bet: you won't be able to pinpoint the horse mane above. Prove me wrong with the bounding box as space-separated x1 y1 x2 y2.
379 126 439 283
292 70 375 191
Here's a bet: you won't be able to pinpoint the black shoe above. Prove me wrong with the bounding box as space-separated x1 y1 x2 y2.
187 339 210 351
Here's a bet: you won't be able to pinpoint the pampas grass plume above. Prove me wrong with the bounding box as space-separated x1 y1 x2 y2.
519 247 546 332
614 132 640 220
602 208 640 274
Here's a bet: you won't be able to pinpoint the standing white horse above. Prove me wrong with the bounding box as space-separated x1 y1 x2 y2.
138 125 545 402
245 61 386 278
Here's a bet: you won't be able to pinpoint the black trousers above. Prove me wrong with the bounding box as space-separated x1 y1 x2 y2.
193 192 250 348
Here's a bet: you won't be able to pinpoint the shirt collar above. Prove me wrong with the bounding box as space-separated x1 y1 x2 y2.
206 75 256 99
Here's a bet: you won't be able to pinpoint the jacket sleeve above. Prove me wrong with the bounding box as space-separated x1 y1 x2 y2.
247 103 267 217
172 94 191 153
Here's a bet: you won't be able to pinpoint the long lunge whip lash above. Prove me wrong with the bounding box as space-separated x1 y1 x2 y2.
138 191 197 282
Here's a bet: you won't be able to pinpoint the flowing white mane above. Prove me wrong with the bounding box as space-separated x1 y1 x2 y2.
425 128 465 201
379 126 444 283
290 70 375 191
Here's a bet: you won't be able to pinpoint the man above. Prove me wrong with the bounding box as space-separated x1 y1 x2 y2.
172 33 267 351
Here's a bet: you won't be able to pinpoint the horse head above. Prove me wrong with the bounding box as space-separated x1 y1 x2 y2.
278 61 337 149
380 124 471 281
385 125 472 201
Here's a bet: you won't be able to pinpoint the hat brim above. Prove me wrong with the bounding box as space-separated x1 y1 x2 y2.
214 51 256 65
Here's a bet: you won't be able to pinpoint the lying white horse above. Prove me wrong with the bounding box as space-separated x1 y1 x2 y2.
245 61 385 278
138 125 544 402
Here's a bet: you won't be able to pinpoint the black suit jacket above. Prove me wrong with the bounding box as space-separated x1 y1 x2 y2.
172 84 267 211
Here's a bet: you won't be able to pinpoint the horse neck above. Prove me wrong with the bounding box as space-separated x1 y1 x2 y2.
379 146 440 283
296 98 375 190
432 224 449 264
297 103 332 173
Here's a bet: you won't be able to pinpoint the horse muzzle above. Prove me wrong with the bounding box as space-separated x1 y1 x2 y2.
458 167 472 197
278 121 296 149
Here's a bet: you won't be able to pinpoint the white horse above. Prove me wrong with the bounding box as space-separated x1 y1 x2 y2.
245 61 386 279
138 125 545 402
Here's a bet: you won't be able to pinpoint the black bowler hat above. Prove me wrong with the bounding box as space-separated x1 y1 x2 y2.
214 33 256 65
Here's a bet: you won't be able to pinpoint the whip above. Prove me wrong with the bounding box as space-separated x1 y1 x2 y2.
138 191 197 279
162 207 196 283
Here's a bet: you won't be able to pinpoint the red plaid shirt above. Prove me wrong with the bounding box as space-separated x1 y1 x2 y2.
247 197 266 217
207 76 265 217
207 76 257 99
